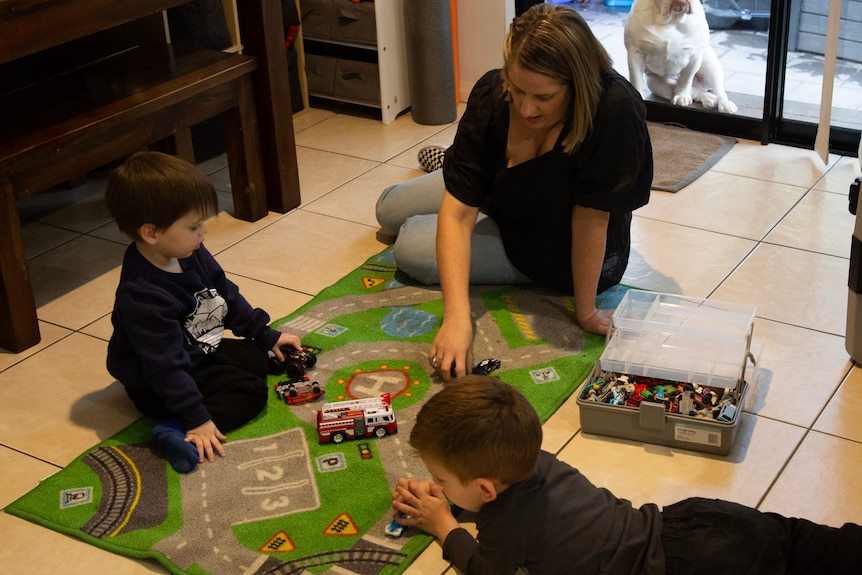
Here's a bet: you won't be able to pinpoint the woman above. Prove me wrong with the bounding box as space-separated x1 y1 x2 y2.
376 4 652 380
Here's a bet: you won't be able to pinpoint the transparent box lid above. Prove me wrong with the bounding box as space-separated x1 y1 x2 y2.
601 291 756 388
611 291 755 344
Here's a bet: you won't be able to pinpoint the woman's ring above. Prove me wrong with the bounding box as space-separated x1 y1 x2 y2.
430 355 440 368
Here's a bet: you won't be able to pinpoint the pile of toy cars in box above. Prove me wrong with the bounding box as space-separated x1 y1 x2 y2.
577 291 757 455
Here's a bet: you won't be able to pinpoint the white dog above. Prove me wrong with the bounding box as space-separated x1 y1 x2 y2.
624 0 737 114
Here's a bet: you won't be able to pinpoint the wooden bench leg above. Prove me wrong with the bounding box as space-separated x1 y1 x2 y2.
0 176 41 353
236 0 302 214
223 74 268 222
152 127 196 165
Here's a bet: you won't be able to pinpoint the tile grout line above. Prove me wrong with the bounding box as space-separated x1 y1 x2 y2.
753 360 856 510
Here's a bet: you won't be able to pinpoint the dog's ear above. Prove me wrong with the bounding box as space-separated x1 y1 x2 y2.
658 0 670 17
675 0 694 15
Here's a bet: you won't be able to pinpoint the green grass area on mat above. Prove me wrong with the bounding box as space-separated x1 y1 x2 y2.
6 247 616 575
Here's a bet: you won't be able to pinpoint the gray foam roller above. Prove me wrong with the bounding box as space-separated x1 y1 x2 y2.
404 0 457 125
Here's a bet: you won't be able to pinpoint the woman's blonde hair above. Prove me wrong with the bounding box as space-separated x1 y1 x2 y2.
502 3 612 154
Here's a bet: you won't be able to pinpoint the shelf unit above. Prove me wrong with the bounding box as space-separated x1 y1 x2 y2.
299 0 410 124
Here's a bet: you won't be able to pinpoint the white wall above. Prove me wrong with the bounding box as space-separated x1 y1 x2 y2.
455 0 515 101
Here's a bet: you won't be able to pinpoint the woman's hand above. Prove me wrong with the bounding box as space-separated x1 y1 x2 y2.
570 205 611 337
577 307 613 336
434 191 480 381
430 318 474 381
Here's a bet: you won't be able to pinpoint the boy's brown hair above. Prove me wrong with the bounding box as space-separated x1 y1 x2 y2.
409 375 542 486
106 151 219 241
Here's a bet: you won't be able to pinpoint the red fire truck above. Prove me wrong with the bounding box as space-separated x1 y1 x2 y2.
316 393 398 444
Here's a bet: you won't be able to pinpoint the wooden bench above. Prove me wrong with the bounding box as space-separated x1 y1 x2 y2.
0 4 276 353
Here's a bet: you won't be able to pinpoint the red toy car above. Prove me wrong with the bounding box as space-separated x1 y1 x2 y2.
274 376 325 405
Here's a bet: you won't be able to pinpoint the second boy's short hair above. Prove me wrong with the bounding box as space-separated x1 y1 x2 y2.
106 151 219 241
410 375 542 485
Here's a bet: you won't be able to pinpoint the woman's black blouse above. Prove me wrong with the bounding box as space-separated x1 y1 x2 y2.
442 69 652 293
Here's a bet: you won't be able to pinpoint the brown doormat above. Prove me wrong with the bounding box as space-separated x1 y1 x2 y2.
648 122 737 192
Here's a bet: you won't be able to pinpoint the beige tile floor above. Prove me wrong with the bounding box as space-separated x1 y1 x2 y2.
1 102 861 574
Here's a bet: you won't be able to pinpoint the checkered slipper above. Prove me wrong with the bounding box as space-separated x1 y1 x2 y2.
417 145 448 173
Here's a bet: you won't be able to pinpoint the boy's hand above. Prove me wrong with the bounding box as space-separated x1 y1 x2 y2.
272 333 302 362
392 478 460 542
185 420 227 463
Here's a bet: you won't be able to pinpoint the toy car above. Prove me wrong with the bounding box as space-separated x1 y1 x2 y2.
472 358 501 375
385 513 407 537
268 345 319 379
447 358 502 378
274 376 325 405
358 442 373 460
317 394 397 444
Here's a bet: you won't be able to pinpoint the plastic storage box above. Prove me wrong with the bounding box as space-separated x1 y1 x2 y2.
577 291 757 455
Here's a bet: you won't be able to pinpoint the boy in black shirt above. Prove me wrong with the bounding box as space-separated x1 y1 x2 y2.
105 152 300 473
392 376 862 574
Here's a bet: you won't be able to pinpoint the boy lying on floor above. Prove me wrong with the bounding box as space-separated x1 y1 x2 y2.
392 375 862 575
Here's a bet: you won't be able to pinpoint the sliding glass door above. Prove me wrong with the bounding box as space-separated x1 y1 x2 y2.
773 1 861 151
563 0 860 155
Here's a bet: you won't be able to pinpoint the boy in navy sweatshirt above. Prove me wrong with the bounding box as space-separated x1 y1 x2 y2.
105 152 300 473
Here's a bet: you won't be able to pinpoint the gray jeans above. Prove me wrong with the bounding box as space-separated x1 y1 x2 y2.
375 169 532 285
